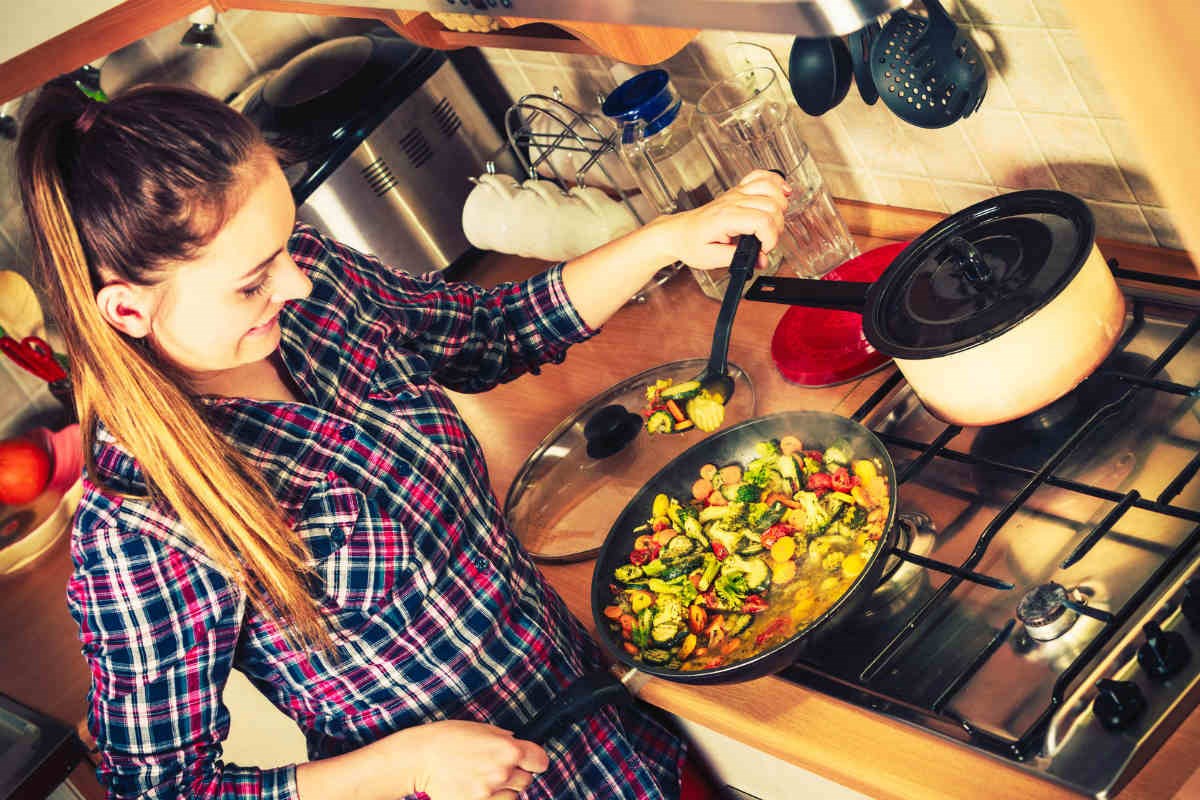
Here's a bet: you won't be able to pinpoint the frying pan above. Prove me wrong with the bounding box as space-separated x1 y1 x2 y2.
515 410 899 743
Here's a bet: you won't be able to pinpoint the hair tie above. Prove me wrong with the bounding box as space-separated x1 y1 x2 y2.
75 103 102 136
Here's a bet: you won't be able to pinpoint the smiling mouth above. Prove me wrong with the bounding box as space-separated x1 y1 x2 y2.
248 314 279 335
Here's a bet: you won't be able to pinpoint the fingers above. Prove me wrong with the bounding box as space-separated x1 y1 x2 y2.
727 196 787 237
738 168 792 199
719 206 782 256
504 766 536 792
514 738 550 773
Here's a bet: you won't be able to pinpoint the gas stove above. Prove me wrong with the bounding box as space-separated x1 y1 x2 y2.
778 263 1200 798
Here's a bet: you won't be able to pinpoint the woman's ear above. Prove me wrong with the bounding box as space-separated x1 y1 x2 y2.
96 282 156 338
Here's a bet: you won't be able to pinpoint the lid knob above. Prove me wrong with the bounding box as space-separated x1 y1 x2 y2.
583 404 642 460
945 236 992 285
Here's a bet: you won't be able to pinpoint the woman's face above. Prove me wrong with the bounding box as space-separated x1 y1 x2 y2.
104 154 313 386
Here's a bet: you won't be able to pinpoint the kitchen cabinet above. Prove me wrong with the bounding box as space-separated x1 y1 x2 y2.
242 1 699 64
0 0 695 107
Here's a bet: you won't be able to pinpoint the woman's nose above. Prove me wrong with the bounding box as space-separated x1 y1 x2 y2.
271 254 313 303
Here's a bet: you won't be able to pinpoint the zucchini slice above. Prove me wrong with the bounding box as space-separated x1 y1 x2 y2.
614 564 645 584
659 380 702 400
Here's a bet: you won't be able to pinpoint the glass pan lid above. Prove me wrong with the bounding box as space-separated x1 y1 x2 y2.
504 359 756 563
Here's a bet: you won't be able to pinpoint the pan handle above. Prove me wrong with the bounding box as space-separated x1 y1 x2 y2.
513 670 634 745
744 276 872 312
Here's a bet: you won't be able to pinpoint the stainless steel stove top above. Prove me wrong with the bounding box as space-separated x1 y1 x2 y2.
779 276 1200 798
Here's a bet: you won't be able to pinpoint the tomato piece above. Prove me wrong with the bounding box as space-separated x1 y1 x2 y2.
711 541 729 561
807 472 833 492
761 523 793 549
645 541 662 560
628 548 651 566
754 617 789 647
741 595 769 614
619 614 636 640
688 604 708 634
652 518 672 532
831 467 854 493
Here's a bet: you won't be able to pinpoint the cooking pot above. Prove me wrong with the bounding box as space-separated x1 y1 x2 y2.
746 190 1126 427
515 410 899 743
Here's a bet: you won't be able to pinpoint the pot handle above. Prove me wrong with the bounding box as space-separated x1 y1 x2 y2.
513 670 634 745
744 276 872 312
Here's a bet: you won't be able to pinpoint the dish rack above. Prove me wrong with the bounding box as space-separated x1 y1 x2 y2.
493 88 681 300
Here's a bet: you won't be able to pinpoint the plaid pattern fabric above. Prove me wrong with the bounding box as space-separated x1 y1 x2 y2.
68 224 684 799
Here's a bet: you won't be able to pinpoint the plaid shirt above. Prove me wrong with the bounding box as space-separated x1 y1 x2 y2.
68 224 684 799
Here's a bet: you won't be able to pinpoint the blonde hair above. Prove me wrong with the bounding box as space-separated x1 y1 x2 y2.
17 83 327 646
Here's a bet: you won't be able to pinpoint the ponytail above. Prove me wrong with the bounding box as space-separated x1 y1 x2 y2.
17 84 328 647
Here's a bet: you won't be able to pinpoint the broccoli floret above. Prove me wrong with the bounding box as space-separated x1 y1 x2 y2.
860 538 878 559
802 455 823 477
844 505 868 529
724 501 749 528
714 570 750 609
822 551 846 572
744 458 776 486
823 439 853 470
748 501 787 532
745 502 770 529
734 483 762 504
677 503 698 522
793 491 831 535
755 440 781 458
809 533 851 559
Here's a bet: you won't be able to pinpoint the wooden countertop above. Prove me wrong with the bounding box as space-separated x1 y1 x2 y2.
2 205 1198 799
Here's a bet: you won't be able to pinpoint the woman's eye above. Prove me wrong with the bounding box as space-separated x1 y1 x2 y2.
240 273 271 298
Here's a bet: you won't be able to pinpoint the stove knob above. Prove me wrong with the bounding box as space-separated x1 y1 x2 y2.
1137 621 1191 680
1182 579 1200 629
1093 679 1146 731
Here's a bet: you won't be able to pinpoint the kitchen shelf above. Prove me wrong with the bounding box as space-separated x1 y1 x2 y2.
227 2 698 64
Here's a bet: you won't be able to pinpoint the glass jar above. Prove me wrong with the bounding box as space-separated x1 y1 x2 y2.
601 70 779 301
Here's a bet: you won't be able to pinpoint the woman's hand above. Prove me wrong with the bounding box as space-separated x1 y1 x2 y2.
295 719 548 800
560 169 790 329
643 169 791 271
403 720 549 800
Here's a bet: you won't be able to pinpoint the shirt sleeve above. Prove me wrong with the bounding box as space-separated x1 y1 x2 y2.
68 524 299 800
288 224 599 393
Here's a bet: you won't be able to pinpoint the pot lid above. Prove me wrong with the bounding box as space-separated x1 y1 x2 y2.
504 359 755 563
863 190 1096 360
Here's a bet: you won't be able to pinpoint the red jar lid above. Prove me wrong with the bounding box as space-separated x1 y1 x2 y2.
770 242 907 387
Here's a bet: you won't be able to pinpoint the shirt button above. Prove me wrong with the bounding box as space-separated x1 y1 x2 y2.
331 530 346 545
473 556 488 570
338 424 355 441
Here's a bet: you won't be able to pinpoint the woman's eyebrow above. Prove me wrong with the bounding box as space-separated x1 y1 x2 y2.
238 248 282 281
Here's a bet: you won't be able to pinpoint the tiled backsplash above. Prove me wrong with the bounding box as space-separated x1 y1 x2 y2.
479 0 1183 251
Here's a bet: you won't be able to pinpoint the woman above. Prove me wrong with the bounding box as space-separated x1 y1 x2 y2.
17 81 787 800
